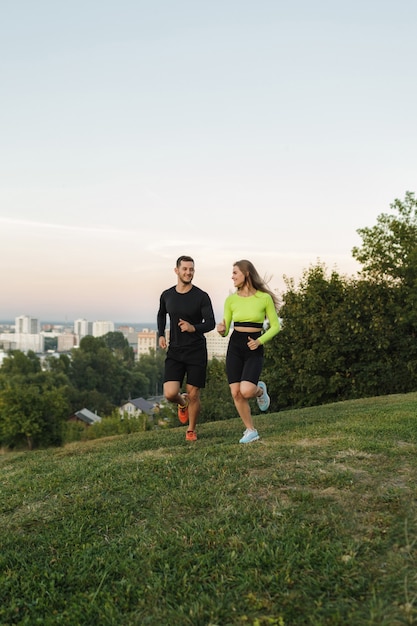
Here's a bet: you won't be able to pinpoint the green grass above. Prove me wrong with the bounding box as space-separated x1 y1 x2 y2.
1 393 417 625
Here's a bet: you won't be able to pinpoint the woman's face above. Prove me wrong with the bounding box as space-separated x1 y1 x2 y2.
232 265 246 289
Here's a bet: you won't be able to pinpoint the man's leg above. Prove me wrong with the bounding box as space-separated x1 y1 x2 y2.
185 383 200 432
163 381 184 405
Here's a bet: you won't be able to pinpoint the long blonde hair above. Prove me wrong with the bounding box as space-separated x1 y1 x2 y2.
234 259 279 310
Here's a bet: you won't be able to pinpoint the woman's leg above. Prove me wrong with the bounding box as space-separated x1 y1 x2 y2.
229 381 258 430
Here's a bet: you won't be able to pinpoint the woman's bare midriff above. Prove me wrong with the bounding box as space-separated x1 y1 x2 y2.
234 326 261 333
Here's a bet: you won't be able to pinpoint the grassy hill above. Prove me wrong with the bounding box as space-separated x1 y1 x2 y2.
1 394 417 626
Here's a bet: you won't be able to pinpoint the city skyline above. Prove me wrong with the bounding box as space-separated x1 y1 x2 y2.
1 1 416 322
0 316 158 327
0 315 228 361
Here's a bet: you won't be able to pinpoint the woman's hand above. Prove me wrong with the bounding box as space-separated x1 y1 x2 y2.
247 336 260 350
216 320 226 336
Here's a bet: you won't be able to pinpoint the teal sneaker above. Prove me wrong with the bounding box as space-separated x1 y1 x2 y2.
256 381 270 411
239 429 259 444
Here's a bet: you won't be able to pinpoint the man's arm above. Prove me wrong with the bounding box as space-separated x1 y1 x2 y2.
157 292 167 344
193 293 215 334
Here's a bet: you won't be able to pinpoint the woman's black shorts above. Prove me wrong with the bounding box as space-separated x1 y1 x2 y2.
226 330 264 385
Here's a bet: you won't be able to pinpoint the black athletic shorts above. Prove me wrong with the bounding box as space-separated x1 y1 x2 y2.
226 330 264 385
164 344 208 389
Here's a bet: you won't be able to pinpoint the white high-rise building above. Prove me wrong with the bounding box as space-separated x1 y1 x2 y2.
74 319 92 343
15 315 40 334
28 333 44 352
12 333 44 353
9 315 44 352
92 320 115 337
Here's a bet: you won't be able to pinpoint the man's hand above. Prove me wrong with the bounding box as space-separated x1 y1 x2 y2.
178 318 195 333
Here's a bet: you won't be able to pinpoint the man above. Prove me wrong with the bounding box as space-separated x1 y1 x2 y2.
157 256 215 441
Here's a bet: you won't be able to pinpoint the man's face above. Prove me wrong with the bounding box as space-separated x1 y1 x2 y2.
176 261 195 285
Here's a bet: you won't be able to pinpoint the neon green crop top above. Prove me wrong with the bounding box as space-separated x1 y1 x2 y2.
223 291 281 345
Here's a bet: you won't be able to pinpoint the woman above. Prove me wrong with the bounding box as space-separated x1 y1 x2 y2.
217 260 280 443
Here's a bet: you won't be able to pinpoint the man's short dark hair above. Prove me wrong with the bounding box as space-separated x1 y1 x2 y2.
176 255 194 267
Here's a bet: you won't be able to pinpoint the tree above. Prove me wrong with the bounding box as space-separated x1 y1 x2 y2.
102 331 135 366
264 263 410 410
200 358 236 422
68 336 150 412
352 191 417 375
135 349 165 397
44 353 71 376
264 264 350 408
352 191 417 286
0 380 70 449
1 350 41 377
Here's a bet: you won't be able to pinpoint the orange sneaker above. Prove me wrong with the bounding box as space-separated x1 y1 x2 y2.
186 430 197 441
177 394 189 424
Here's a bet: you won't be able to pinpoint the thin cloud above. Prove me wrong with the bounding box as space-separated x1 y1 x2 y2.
0 217 151 239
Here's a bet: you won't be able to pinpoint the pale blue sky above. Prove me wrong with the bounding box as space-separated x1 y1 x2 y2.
1 1 416 322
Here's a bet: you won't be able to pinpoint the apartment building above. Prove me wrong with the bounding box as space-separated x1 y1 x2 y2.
92 320 115 337
0 315 45 352
0 332 44 353
117 326 139 354
57 334 76 352
137 328 157 356
74 318 93 339
205 328 229 360
15 315 40 334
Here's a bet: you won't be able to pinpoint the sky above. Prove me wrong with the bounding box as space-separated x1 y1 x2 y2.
1 0 416 323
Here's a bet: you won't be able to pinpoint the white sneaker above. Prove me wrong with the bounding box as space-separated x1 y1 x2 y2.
256 381 270 411
239 429 260 444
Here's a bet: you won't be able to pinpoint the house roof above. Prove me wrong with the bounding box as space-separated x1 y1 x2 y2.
124 397 154 415
74 408 102 425
147 395 165 405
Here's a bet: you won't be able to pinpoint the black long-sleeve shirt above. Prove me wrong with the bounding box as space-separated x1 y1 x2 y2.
157 285 215 349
